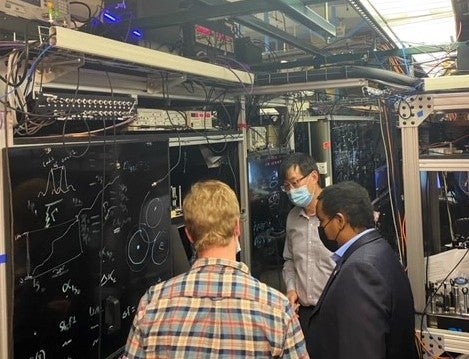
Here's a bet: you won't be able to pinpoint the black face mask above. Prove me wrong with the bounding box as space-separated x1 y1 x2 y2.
318 225 339 252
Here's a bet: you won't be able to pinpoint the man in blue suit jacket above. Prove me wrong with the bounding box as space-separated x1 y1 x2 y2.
308 181 416 359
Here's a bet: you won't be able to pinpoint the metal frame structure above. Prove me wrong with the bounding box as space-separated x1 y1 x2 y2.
0 107 10 359
399 90 469 354
0 31 252 358
237 97 251 266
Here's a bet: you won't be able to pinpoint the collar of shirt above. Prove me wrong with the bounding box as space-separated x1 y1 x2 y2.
191 257 250 274
299 207 316 219
332 228 375 263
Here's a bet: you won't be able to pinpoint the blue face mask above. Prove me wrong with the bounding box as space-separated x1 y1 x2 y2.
287 185 313 207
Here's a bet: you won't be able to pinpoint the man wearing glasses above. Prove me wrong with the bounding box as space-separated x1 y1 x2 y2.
279 153 336 347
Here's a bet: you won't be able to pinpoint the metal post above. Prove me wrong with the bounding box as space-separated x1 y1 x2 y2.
401 124 426 311
237 96 251 267
0 60 10 359
398 94 434 312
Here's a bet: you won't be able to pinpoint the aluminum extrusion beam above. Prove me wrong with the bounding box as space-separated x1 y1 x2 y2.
401 124 426 312
273 0 336 36
135 0 279 29
419 158 469 171
419 328 469 355
432 92 469 111
247 78 368 95
424 75 469 92
169 133 243 147
0 60 11 359
49 27 254 85
347 0 400 47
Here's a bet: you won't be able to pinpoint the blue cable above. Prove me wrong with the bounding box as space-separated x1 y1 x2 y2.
1 44 52 103
400 47 411 75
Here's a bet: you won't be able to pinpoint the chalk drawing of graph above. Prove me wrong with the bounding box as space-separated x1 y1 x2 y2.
38 166 76 197
20 218 82 279
20 176 120 279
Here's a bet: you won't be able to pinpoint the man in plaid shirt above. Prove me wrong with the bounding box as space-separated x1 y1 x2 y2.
123 180 309 358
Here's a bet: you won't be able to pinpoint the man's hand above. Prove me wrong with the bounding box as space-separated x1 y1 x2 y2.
286 290 299 314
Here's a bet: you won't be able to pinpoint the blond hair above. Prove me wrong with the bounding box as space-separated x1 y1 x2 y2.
183 180 240 252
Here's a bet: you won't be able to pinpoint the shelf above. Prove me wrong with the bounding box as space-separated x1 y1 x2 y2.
169 132 243 147
419 157 469 171
49 26 253 86
424 75 469 92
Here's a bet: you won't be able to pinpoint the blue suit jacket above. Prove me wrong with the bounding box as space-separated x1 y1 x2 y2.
307 229 416 359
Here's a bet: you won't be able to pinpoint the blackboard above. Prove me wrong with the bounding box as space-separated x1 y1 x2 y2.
248 152 291 282
8 139 172 359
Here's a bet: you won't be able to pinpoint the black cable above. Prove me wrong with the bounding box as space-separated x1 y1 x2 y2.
70 1 92 22
103 69 119 163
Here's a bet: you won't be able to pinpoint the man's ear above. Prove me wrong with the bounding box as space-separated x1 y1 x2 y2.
234 218 241 237
185 227 194 244
312 170 320 181
336 212 347 228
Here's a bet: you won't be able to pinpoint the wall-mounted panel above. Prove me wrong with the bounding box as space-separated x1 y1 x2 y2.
8 138 171 358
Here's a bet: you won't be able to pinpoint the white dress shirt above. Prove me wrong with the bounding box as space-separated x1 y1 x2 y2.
282 206 336 306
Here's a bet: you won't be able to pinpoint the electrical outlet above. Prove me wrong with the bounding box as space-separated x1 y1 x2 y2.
317 162 327 175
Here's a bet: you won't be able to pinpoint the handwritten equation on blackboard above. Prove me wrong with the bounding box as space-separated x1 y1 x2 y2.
9 140 172 359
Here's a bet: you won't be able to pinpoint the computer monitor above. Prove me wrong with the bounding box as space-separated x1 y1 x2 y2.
374 165 388 197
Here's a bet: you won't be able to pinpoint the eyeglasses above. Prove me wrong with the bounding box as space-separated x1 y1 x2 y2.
281 172 311 192
320 215 335 229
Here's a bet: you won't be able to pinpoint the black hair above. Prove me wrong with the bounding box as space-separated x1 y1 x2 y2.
279 153 319 181
317 181 374 229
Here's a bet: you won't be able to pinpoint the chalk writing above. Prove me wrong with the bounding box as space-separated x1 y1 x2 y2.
44 199 62 228
99 247 114 262
122 305 136 320
32 278 44 293
100 270 117 286
62 279 81 296
151 231 169 265
60 150 76 164
89 305 102 317
59 316 77 332
27 200 38 216
61 339 72 347
51 265 68 278
252 221 271 235
267 192 280 209
29 349 46 359
72 197 83 207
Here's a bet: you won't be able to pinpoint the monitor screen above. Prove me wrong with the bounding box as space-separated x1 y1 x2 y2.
374 165 388 196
